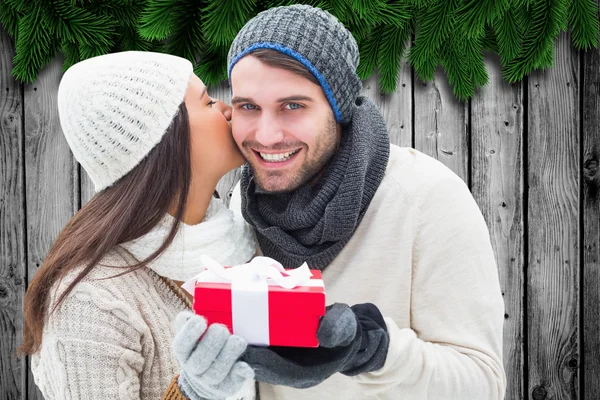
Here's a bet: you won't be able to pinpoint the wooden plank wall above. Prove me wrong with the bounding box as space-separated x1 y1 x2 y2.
1 26 599 400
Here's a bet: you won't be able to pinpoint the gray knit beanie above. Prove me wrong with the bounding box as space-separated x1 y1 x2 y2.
227 5 361 124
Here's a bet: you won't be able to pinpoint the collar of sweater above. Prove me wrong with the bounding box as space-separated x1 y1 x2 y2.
121 197 257 281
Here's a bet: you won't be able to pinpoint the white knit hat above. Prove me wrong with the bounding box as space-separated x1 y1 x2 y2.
57 51 194 192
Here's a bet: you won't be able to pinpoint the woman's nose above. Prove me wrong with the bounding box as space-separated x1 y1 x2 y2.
216 101 232 121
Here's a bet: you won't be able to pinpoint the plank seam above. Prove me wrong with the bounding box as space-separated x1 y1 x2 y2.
20 79 30 399
578 47 585 400
467 98 472 190
523 74 530 400
410 64 415 149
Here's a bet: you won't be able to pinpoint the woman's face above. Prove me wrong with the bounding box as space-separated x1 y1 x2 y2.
184 75 245 180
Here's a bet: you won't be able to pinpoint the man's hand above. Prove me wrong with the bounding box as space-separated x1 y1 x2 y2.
241 303 390 388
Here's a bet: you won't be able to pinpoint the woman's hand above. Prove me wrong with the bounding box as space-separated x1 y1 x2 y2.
172 311 254 399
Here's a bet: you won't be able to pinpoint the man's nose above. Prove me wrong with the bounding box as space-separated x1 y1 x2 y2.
255 113 284 147
215 101 232 121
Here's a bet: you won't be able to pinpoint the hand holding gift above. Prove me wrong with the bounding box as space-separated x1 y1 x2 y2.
171 310 254 399
241 302 390 389
183 255 326 347
182 256 390 389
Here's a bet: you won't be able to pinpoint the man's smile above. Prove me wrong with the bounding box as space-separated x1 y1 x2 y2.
251 148 303 167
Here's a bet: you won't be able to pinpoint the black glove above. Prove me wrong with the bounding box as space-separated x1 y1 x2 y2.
240 303 389 389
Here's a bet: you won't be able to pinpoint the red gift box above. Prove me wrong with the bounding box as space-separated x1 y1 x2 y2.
192 263 326 348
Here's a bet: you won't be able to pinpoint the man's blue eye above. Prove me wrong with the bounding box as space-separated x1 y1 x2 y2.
242 104 257 110
287 103 301 110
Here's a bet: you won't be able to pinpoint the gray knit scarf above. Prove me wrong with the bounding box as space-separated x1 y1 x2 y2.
240 96 390 270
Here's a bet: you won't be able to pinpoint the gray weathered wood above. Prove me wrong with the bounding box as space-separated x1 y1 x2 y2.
80 167 96 207
361 65 412 147
208 81 242 207
24 56 79 400
583 40 600 400
527 33 580 400
0 26 26 400
471 54 525 400
414 68 469 184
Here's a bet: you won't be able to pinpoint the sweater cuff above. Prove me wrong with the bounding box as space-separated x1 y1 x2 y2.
162 375 189 400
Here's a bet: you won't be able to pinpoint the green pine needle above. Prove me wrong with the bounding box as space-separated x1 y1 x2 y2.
493 5 522 61
12 8 57 82
568 0 600 50
455 0 498 38
466 34 489 88
503 0 568 82
162 0 204 62
49 2 115 48
119 25 154 52
79 43 111 60
0 4 19 38
440 37 474 101
1 0 599 99
377 23 412 92
481 26 500 52
410 0 460 81
356 25 385 80
195 45 229 87
202 0 256 47
139 0 179 40
61 39 81 70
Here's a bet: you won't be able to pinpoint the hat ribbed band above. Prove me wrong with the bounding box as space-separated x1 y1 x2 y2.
228 42 343 123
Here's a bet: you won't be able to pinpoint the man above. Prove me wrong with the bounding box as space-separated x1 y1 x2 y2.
227 5 507 400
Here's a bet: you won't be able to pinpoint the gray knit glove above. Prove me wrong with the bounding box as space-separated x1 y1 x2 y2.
172 311 254 400
241 303 389 389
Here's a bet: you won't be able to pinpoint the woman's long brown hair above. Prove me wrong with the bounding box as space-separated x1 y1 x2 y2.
19 103 192 355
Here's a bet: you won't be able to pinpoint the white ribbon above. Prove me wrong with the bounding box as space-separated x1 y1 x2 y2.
182 255 322 346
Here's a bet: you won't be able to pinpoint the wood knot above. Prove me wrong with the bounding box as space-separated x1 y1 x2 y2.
0 282 8 299
584 158 598 180
532 385 547 400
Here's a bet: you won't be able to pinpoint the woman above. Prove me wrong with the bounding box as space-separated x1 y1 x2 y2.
18 51 257 400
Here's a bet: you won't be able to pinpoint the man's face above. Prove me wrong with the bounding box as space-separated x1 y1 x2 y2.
230 55 341 193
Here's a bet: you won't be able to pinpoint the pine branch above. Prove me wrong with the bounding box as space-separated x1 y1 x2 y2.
0 3 19 38
48 2 114 48
377 22 412 92
440 36 473 100
88 0 143 27
356 25 385 80
162 0 205 62
60 39 80 70
12 7 57 82
568 0 599 50
493 5 522 61
409 0 460 82
455 0 500 38
465 33 489 89
139 0 179 40
481 26 499 53
5 0 33 14
195 45 229 87
119 25 154 52
202 0 256 47
503 0 568 82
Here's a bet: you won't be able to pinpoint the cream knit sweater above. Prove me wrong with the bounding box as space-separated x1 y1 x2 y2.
31 247 192 399
31 197 258 400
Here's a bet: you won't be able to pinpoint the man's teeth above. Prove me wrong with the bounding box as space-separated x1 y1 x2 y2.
259 150 299 162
